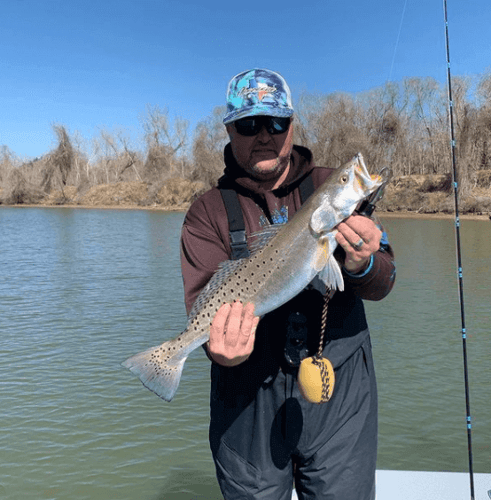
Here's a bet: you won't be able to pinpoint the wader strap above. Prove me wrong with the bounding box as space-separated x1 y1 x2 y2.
219 174 316 261
220 188 250 260
298 174 315 204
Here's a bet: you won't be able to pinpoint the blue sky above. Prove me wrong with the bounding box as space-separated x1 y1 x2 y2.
2 0 490 159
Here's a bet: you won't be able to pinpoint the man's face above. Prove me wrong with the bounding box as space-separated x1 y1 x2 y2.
226 116 294 182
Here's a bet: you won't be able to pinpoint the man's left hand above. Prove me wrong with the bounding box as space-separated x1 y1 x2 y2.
335 215 382 274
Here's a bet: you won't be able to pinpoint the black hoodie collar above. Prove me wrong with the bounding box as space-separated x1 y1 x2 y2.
218 143 315 196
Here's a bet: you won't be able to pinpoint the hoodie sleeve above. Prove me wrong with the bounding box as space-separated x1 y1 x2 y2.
342 220 396 301
180 191 230 315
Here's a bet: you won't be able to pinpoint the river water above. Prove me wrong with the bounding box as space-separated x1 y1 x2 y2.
0 208 489 500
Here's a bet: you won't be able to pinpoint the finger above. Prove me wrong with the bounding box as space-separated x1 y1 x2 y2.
209 302 231 347
335 229 369 264
223 301 244 348
336 222 364 252
343 216 382 248
238 302 257 345
247 316 260 352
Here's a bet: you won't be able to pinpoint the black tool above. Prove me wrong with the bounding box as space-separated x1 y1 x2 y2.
356 168 392 217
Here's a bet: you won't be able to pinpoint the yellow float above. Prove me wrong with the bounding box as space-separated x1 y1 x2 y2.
298 355 335 404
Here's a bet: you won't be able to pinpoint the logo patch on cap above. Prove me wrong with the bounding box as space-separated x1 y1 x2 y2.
238 82 277 102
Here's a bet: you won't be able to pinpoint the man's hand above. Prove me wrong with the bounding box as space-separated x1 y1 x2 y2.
335 215 382 274
207 301 259 367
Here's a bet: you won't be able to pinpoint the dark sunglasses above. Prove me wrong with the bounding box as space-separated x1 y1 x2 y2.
234 116 291 136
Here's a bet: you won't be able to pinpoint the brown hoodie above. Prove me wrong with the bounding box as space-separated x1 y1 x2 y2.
180 144 395 316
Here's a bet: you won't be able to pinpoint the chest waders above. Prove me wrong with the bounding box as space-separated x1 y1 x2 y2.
219 175 335 404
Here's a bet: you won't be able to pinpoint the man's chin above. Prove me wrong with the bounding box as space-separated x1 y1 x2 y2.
250 159 286 180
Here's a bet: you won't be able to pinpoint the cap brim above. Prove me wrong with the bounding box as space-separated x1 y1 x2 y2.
223 106 294 125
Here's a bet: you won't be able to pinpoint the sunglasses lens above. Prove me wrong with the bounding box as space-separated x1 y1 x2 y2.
234 116 290 136
234 118 259 136
269 117 290 134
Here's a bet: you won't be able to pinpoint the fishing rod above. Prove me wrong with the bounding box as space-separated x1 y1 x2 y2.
442 2 475 499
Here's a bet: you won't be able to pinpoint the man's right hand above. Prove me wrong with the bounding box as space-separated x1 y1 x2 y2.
207 301 259 367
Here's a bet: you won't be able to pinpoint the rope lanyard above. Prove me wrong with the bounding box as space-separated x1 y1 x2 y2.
443 2 475 498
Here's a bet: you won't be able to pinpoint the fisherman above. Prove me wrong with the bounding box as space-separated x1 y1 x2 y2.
180 69 396 500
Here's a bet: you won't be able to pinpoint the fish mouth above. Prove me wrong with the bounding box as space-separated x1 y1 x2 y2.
353 154 382 193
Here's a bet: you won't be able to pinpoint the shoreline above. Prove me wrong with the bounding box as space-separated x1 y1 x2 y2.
2 203 490 221
377 211 490 221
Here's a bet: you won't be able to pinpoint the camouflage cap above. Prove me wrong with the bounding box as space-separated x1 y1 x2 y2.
223 68 294 125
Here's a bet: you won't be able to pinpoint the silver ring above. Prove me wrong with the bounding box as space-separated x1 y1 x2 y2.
352 238 364 250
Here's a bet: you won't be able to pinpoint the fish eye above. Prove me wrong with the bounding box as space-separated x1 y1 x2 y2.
340 175 348 184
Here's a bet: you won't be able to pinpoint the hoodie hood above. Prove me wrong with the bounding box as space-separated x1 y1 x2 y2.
218 143 316 196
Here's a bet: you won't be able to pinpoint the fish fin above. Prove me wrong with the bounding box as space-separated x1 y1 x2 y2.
248 223 284 253
188 258 245 319
310 206 337 234
122 340 186 402
313 236 330 272
318 256 344 292
314 234 344 292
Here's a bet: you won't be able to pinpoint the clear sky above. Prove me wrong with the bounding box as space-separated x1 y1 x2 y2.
2 0 490 159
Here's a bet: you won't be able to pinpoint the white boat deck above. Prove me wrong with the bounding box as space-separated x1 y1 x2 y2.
291 470 491 500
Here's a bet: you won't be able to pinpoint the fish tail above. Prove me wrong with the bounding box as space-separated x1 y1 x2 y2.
122 340 187 402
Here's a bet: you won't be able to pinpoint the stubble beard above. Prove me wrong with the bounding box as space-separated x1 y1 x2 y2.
247 151 292 182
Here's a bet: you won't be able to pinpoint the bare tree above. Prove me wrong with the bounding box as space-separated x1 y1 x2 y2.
0 146 20 184
296 92 370 169
90 129 143 186
474 72 491 171
69 130 91 189
141 105 189 183
41 125 74 202
191 106 228 188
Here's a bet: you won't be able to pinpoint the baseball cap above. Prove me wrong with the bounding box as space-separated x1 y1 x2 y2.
223 68 294 125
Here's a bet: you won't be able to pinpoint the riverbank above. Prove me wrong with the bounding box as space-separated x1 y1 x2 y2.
4 202 490 221
378 211 490 221
1 176 490 221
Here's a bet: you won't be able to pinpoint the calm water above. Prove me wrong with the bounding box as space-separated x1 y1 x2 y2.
0 208 489 500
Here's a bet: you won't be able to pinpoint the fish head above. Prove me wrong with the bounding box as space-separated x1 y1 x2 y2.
310 154 384 234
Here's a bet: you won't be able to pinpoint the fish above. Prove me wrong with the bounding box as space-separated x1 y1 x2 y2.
122 153 385 402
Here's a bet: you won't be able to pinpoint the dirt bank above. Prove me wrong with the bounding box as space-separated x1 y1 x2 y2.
2 176 491 221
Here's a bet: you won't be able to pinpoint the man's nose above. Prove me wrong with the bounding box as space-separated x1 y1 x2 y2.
256 126 271 142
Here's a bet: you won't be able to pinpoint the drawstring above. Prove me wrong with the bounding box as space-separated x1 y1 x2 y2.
311 288 334 403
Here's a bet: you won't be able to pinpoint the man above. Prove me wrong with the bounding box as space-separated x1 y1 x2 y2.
180 69 395 500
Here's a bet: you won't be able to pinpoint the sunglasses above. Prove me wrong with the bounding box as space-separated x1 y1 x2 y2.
234 116 291 136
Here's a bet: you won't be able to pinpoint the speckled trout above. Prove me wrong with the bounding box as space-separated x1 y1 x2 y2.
123 153 385 401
